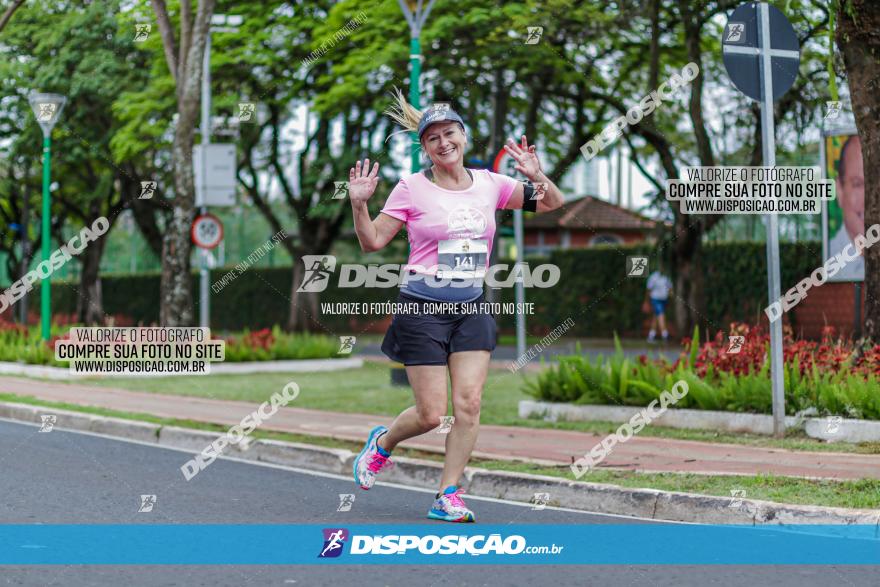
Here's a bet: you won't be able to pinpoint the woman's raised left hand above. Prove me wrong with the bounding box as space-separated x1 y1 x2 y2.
503 135 542 181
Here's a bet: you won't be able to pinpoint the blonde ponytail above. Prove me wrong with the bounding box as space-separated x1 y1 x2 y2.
384 87 422 133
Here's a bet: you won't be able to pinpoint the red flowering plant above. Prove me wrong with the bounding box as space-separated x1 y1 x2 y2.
224 328 274 348
0 319 29 338
220 326 342 361
0 318 55 364
243 328 275 350
689 323 769 378
223 327 276 361
855 345 880 373
49 312 79 327
46 333 67 353
677 322 876 380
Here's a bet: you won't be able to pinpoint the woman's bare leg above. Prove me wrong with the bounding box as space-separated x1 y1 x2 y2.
439 350 490 489
379 364 448 452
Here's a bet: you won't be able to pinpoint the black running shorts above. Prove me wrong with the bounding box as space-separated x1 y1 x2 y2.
381 291 497 366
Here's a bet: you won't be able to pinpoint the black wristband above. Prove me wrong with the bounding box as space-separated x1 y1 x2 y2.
522 183 537 212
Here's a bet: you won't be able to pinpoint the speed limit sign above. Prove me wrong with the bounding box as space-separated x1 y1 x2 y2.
191 213 224 249
492 148 527 181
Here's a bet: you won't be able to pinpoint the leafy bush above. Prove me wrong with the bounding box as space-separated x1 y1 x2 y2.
0 321 343 365
525 325 880 420
0 319 81 366
222 326 342 361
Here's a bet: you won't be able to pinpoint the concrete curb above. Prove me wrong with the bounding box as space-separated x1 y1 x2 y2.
0 357 363 380
520 399 880 443
1 401 877 527
0 401 162 443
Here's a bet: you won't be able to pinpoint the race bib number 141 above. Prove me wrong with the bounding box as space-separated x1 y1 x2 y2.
436 238 487 279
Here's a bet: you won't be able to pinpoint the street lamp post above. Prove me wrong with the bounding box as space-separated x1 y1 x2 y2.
28 93 66 341
19 195 29 324
408 33 421 173
396 0 436 173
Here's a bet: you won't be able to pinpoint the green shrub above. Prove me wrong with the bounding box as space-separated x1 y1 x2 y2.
524 338 880 420
222 326 341 361
0 324 341 365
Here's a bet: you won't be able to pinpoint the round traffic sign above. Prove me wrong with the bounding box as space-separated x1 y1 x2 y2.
492 148 527 181
191 213 224 249
721 2 800 102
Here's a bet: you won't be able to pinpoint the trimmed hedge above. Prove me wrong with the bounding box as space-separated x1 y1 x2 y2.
495 241 821 337
52 266 398 332
51 242 821 336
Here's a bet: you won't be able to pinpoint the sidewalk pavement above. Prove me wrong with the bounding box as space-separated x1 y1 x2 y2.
1 375 878 481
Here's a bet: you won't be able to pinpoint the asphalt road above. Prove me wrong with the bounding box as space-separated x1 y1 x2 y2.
0 419 876 586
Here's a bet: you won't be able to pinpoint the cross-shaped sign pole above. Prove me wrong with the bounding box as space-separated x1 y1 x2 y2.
722 2 800 437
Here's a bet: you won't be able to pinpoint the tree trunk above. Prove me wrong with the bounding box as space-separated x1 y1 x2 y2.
127 172 165 258
156 0 216 326
286 257 319 332
77 227 109 325
672 226 706 339
160 152 196 327
836 0 880 342
669 0 717 340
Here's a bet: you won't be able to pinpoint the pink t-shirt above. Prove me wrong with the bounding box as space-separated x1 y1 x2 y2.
380 169 519 276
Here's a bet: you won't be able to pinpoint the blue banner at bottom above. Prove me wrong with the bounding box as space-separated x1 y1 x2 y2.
1 524 878 565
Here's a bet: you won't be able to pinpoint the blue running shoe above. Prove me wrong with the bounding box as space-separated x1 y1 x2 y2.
353 425 393 490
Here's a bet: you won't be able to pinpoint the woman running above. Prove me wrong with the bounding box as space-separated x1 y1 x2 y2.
350 90 564 522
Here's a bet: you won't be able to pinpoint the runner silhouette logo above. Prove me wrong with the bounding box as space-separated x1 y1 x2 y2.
319 528 349 558
824 101 842 120
337 494 355 512
297 255 337 292
39 414 57 432
626 256 648 277
724 22 745 44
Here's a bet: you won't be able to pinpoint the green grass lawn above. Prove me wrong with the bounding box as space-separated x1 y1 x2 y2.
1 390 877 510
46 362 880 455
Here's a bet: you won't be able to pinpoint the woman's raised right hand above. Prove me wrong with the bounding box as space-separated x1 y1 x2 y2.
348 159 380 204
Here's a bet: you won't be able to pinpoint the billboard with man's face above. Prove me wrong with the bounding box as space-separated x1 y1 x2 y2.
824 133 864 282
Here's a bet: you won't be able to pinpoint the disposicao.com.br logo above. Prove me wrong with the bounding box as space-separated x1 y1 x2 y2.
318 528 563 558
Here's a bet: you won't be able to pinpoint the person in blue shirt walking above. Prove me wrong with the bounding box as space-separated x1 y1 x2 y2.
645 268 672 343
